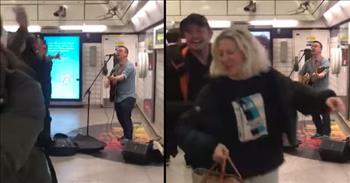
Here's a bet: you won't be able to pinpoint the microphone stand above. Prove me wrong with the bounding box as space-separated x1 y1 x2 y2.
72 55 113 152
288 52 305 78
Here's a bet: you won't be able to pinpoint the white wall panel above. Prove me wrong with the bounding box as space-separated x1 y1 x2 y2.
181 1 226 16
0 0 38 4
154 49 164 138
0 5 37 21
37 1 84 5
82 43 103 105
273 38 294 76
166 0 180 15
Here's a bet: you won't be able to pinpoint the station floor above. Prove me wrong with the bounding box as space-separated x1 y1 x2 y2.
50 106 163 183
166 138 350 183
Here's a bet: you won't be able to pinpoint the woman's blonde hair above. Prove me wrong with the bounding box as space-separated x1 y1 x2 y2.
210 28 271 80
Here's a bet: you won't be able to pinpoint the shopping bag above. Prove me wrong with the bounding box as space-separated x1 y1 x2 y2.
192 157 243 183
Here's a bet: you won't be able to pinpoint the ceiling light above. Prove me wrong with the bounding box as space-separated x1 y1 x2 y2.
249 19 298 28
59 25 83 30
28 25 42 32
249 20 274 26
208 21 231 28
323 1 350 21
131 0 158 25
273 20 298 28
3 25 42 32
3 25 19 32
82 25 107 32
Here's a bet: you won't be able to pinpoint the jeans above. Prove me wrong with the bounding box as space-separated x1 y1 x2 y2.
312 112 331 136
115 97 136 140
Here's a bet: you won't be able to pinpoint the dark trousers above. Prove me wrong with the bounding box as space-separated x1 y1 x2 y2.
115 97 136 140
37 90 52 147
312 112 331 136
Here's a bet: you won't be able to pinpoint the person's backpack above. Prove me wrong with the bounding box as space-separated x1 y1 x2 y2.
169 46 190 102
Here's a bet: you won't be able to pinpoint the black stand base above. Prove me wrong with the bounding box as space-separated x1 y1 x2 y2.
72 134 106 153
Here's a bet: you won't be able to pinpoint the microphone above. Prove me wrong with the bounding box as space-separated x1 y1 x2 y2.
105 53 116 57
303 48 312 61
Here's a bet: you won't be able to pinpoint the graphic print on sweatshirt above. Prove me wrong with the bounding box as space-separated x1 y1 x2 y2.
232 93 268 142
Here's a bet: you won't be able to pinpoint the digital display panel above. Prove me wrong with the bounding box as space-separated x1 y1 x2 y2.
43 36 81 100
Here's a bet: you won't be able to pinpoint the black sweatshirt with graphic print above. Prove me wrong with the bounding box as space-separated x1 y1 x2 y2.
176 68 335 178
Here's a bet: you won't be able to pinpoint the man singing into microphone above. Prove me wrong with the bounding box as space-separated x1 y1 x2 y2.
299 41 331 138
103 46 119 76
107 46 136 141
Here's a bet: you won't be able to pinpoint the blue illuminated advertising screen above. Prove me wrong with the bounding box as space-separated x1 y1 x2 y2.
44 36 81 100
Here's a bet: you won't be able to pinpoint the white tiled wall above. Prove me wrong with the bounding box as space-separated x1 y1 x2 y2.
136 41 146 117
272 38 311 121
82 43 103 105
329 36 349 96
155 50 164 139
273 39 294 77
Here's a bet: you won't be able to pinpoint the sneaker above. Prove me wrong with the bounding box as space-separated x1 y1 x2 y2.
310 133 322 139
321 135 330 139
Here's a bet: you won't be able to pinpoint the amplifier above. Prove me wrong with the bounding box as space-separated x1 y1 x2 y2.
319 138 350 162
122 141 151 165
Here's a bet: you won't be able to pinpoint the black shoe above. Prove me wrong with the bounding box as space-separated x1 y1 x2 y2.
166 158 170 166
310 133 322 139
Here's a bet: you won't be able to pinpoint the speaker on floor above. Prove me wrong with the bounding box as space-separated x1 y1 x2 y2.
122 141 152 165
319 138 350 162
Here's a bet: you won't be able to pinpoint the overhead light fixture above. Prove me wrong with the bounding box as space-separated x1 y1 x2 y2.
59 25 83 30
244 0 256 12
131 0 158 25
82 25 107 32
208 20 231 28
249 20 274 26
59 25 107 32
273 20 298 27
3 25 19 32
323 1 350 22
28 25 42 32
3 25 42 32
249 19 298 27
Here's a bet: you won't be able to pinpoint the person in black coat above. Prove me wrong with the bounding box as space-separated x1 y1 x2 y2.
176 28 345 183
6 7 59 147
0 14 54 183
166 14 213 165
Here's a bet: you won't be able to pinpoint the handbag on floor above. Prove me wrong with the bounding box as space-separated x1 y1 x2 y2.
192 157 243 183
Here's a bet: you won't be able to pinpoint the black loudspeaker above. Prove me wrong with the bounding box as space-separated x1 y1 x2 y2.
122 141 151 165
319 138 350 162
